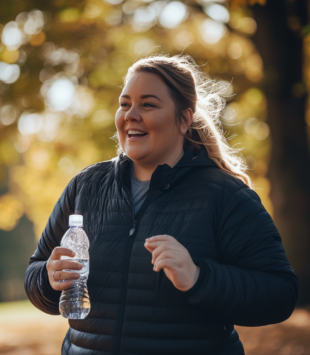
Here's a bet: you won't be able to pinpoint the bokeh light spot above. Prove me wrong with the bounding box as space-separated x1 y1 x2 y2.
23 10 44 35
31 150 49 170
36 112 61 142
133 6 157 31
254 122 269 140
173 31 194 51
201 19 227 44
0 62 20 84
18 113 43 135
149 1 166 16
39 67 56 82
244 117 258 134
204 4 229 23
221 106 236 124
29 32 46 47
0 105 17 125
2 49 20 64
1 22 23 49
104 0 124 5
239 17 257 35
105 10 123 26
244 117 269 140
47 79 75 111
13 135 31 153
84 3 102 18
59 8 80 23
228 42 243 59
159 2 187 29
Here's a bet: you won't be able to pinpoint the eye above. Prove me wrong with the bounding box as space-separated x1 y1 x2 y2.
144 102 155 107
120 102 155 107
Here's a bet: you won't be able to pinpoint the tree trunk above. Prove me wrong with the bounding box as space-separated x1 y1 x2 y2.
252 0 310 305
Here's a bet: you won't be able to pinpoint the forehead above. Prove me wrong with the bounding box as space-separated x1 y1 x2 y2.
121 71 169 95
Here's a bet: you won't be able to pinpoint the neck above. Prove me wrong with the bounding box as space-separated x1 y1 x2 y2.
131 149 185 181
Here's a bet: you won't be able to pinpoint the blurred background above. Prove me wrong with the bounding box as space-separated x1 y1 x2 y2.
0 0 310 354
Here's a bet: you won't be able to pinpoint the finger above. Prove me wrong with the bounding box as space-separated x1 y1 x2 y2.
51 280 75 292
151 243 169 264
153 248 183 270
151 243 184 264
144 241 167 248
153 250 178 269
50 259 83 272
144 237 179 253
55 260 83 271
52 270 81 282
144 241 165 253
51 247 75 260
145 235 175 243
154 258 174 272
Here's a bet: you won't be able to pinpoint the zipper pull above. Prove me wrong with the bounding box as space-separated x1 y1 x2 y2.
129 220 136 236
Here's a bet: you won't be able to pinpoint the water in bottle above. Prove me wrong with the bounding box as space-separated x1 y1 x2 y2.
59 214 91 319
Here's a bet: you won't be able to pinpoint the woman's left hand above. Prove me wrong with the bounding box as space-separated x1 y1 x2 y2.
144 235 200 292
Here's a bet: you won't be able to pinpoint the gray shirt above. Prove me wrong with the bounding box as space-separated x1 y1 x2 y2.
130 163 150 216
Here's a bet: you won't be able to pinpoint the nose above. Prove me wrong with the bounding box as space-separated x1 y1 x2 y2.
124 104 142 122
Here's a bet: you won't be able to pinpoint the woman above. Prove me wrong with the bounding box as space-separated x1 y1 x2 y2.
25 54 299 355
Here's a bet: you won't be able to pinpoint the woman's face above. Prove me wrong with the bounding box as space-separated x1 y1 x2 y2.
115 71 187 167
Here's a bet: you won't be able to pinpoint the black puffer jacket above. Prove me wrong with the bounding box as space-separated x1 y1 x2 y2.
25 146 299 355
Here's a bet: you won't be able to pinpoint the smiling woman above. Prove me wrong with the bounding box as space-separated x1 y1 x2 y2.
114 54 252 185
115 71 189 180
25 54 298 355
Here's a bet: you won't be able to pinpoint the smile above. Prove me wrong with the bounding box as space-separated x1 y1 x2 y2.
127 132 148 141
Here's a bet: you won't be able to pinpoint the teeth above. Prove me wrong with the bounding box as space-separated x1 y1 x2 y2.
128 130 147 135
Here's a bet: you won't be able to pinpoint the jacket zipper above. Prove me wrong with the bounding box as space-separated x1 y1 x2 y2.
115 167 163 355
115 183 135 355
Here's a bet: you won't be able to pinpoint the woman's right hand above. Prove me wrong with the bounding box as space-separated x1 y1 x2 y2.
46 247 83 291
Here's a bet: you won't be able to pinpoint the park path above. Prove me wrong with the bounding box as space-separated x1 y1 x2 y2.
0 301 309 355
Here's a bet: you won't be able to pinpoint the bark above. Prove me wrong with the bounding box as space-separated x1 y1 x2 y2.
252 0 310 305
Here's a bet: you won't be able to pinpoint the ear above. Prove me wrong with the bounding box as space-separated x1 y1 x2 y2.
180 108 193 135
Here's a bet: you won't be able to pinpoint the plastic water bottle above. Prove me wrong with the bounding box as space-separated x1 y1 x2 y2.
59 214 91 319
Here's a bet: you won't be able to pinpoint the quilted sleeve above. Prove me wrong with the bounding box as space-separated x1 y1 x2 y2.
184 186 299 326
24 175 78 315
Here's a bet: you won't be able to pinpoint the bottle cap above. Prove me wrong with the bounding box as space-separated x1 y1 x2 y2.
69 214 83 227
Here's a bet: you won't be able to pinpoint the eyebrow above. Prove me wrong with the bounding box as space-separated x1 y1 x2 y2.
120 94 162 102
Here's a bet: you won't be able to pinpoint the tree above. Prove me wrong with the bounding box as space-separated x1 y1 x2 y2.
250 0 310 305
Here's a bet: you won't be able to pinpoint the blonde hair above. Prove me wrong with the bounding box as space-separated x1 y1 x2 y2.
114 53 253 189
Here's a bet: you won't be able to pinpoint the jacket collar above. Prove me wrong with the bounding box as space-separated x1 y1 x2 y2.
173 145 218 168
114 145 218 191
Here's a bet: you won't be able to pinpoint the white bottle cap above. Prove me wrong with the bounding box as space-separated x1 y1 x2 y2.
69 214 83 227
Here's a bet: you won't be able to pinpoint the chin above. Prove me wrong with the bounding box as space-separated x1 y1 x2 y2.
126 153 148 162
124 147 149 161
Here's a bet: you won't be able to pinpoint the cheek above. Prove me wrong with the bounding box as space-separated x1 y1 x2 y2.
115 112 126 138
148 116 178 145
115 113 126 146
115 110 123 129
157 118 179 138
151 112 174 133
